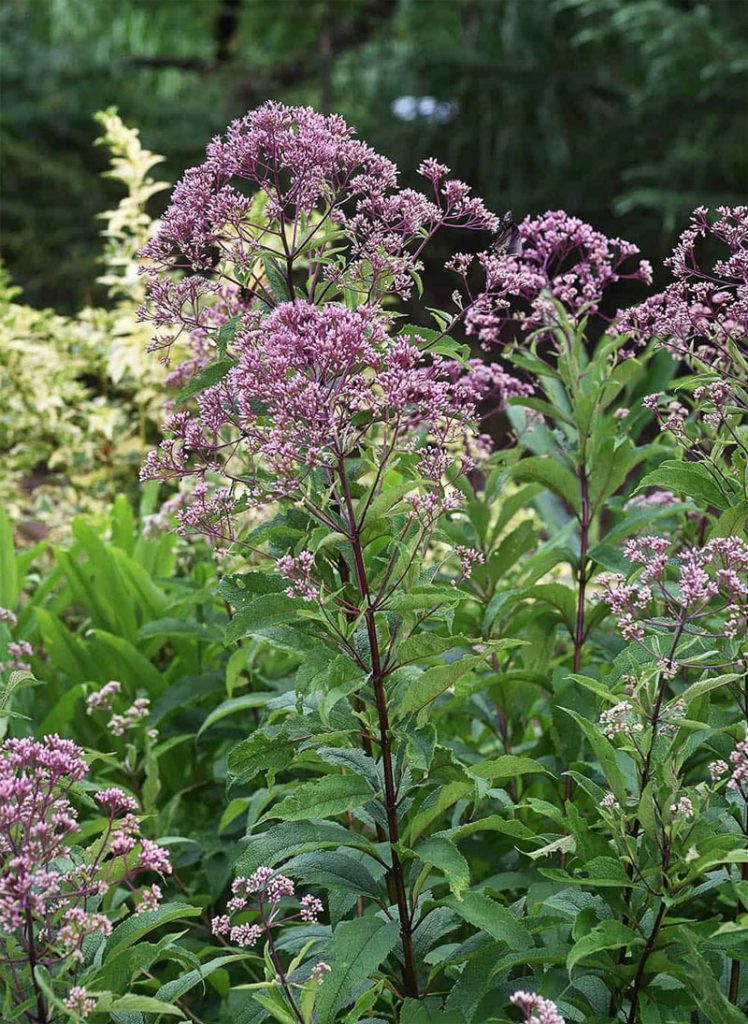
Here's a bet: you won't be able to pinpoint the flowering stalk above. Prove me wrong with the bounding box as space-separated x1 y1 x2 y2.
0 736 172 1022
211 867 328 1024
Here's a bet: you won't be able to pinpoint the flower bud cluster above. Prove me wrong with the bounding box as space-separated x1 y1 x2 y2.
599 535 748 661
211 865 324 954
617 206 748 375
510 990 566 1024
463 210 650 347
86 682 156 740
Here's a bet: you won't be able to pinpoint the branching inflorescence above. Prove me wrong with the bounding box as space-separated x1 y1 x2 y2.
0 735 171 1017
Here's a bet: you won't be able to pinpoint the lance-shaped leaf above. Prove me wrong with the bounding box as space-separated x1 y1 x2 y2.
444 890 531 949
267 774 373 822
315 916 399 1024
397 640 523 723
414 836 470 899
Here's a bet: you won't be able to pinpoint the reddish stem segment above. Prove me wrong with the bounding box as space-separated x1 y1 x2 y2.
338 461 419 999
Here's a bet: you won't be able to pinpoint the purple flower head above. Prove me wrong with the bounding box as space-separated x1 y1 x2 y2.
728 731 748 796
0 607 18 628
213 864 324 945
139 101 498 361
311 960 331 983
0 734 172 1000
64 986 96 1019
465 210 650 347
141 300 507 542
599 534 748 666
510 990 566 1024
94 787 139 815
617 206 748 373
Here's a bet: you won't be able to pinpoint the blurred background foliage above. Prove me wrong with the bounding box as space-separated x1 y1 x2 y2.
2 0 746 313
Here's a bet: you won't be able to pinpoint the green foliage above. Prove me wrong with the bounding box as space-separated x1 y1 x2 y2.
0 113 172 536
3 102 748 1024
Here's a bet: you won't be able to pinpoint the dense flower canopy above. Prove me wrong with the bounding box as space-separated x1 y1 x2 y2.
141 299 528 534
138 100 499 354
138 101 533 541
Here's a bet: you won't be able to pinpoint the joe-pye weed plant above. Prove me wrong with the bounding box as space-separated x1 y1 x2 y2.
137 104 748 1022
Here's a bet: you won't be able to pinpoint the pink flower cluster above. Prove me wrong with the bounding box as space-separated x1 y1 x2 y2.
86 682 154 739
0 735 171 1002
510 990 566 1024
599 535 748 657
64 985 96 1018
0 607 33 674
462 210 651 347
0 607 17 627
617 206 748 375
212 865 324 952
141 300 509 537
277 551 318 602
138 101 498 356
711 732 748 796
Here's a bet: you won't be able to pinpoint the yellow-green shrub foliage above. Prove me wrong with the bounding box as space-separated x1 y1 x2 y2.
0 111 171 537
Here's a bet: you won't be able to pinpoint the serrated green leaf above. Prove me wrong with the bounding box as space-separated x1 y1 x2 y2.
269 774 372 821
637 460 730 510
414 837 470 898
315 916 399 1024
104 904 200 960
567 919 640 974
227 729 299 787
177 357 236 403
444 890 531 949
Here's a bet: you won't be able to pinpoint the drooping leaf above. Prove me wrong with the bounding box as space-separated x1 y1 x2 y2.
414 837 470 899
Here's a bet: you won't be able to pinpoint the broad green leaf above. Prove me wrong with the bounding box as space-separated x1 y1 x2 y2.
227 729 299 786
513 456 581 510
436 814 535 843
470 754 550 783
315 747 380 790
708 500 748 539
414 837 470 898
444 891 531 949
526 583 577 632
315 916 399 1024
156 954 249 1003
215 314 242 357
98 994 184 1016
225 594 301 643
178 357 236 403
398 642 521 722
198 693 273 737
137 618 222 643
386 587 463 613
567 920 640 973
236 820 372 875
637 459 730 510
562 707 628 803
407 781 473 843
104 903 200 960
679 672 739 705
269 774 372 821
676 933 745 1019
284 851 384 901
